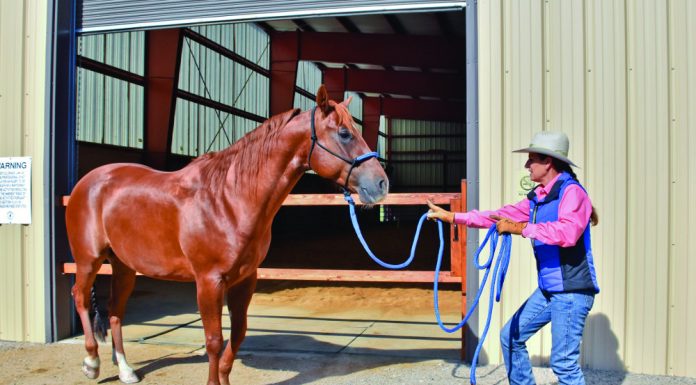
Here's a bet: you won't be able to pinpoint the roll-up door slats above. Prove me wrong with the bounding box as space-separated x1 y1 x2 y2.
79 0 466 33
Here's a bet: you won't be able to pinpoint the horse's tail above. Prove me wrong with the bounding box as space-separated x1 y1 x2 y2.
90 285 108 342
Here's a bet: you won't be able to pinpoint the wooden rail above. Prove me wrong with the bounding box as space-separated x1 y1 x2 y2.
61 192 463 283
62 192 457 208
61 263 461 283
61 192 464 283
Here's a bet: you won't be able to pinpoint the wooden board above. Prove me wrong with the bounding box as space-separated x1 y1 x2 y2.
62 263 462 284
62 192 459 207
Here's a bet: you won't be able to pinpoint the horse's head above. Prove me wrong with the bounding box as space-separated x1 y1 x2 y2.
307 85 389 204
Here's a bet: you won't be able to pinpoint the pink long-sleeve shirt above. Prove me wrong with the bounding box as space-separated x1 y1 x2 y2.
453 173 593 247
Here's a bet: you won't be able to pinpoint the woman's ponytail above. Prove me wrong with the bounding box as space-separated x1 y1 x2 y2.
550 158 599 226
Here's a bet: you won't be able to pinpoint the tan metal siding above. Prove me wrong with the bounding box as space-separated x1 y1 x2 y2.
0 0 48 342
583 0 629 372
667 0 696 377
0 0 25 342
625 0 671 374
477 0 696 375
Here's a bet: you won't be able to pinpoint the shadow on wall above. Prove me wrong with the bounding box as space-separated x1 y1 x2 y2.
583 313 625 371
528 312 626 384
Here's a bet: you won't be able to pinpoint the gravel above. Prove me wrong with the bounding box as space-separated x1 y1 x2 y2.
2 341 695 385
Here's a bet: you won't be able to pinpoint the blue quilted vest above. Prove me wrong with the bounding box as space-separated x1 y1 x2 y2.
527 172 600 293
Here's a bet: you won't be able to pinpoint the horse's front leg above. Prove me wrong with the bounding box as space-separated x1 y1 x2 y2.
218 273 258 385
196 275 226 385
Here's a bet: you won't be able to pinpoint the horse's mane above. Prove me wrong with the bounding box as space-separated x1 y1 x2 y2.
328 101 355 130
190 108 302 194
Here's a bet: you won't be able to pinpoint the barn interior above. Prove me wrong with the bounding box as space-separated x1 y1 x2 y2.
68 8 469 359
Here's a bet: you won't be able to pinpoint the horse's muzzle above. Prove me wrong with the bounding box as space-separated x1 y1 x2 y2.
357 176 389 204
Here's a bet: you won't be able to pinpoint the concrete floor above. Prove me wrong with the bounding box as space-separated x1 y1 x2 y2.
65 276 464 361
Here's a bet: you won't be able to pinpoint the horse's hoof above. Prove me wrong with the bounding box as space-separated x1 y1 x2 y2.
81 359 100 379
119 370 140 384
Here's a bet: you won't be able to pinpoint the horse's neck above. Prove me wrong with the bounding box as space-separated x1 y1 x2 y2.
223 113 310 219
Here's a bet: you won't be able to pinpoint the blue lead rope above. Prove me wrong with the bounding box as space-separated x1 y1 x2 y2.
344 194 512 385
345 194 441 269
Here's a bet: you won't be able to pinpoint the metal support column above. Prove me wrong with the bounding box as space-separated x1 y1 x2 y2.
270 30 299 116
465 0 480 362
144 29 182 170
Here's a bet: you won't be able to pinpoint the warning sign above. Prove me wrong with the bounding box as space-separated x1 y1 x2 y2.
0 157 31 224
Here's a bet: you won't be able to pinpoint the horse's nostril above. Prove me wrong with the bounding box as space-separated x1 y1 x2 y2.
378 179 387 191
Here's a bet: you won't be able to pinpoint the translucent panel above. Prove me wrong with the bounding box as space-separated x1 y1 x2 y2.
296 60 322 96
344 91 363 124
172 98 260 157
293 92 316 112
179 36 269 118
76 68 144 148
378 115 388 159
78 31 145 75
189 23 270 69
388 119 465 191
390 119 465 152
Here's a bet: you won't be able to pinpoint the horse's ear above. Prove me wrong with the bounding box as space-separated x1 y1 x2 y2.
316 84 331 115
340 95 353 107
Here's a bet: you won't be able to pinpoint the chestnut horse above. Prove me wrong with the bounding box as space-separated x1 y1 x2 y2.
65 85 388 385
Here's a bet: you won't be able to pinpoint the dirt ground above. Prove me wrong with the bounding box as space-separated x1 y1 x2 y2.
0 281 465 385
2 282 696 385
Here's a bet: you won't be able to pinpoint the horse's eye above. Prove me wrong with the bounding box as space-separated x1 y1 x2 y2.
338 128 352 141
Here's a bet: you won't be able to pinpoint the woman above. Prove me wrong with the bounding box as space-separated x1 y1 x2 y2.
427 131 599 385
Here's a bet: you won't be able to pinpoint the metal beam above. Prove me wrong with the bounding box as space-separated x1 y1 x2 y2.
324 68 464 99
77 56 146 86
363 97 465 122
183 29 269 77
323 67 346 102
275 31 464 70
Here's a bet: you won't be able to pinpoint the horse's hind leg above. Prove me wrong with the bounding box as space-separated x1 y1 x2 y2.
108 257 139 384
71 259 105 379
219 273 258 385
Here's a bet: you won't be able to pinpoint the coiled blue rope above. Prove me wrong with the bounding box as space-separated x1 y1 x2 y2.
344 195 512 385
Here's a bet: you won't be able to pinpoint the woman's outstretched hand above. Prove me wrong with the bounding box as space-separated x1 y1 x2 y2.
426 199 455 223
490 215 527 235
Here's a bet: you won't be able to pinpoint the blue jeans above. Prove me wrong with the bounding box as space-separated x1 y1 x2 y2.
500 288 595 385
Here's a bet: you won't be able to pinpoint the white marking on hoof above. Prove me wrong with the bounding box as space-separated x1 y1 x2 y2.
114 352 140 383
118 369 140 384
81 356 100 379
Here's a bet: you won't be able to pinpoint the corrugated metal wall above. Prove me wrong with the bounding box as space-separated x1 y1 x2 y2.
389 119 465 190
293 60 322 112
79 31 145 74
173 24 270 156
77 25 366 158
77 32 145 148
0 0 49 342
344 91 363 132
76 69 145 147
478 0 696 376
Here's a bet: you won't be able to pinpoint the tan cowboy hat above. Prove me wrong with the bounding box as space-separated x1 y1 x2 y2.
513 131 578 167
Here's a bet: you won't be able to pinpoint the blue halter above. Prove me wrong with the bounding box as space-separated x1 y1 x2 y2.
307 107 379 193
